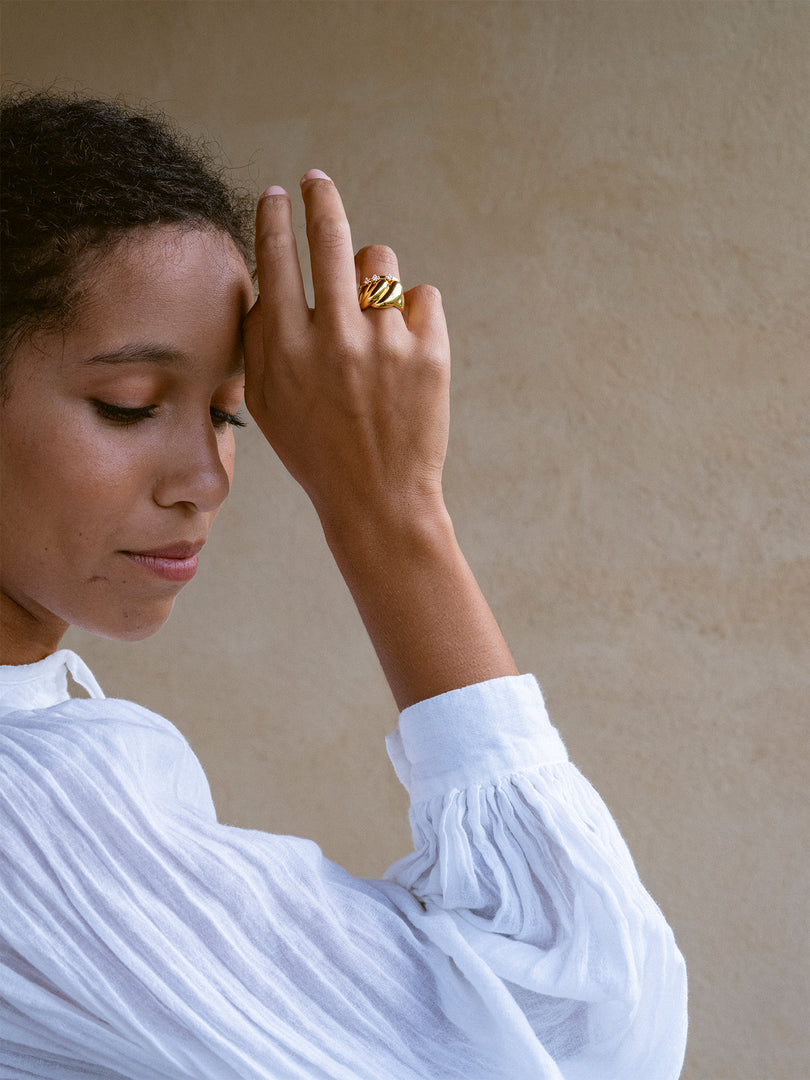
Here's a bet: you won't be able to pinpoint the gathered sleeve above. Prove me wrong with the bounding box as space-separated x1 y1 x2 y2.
384 675 688 1079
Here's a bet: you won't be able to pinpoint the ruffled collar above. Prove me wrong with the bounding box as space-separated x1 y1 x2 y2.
0 649 105 711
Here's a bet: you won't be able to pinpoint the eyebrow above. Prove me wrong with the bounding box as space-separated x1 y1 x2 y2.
82 344 189 367
82 344 244 376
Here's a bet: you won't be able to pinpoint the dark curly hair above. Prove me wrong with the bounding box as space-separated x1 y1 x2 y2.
0 89 255 386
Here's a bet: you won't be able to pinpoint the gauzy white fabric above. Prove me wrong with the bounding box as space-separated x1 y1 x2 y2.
0 651 687 1079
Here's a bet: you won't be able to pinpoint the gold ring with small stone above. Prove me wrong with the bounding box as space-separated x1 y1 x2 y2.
357 275 405 311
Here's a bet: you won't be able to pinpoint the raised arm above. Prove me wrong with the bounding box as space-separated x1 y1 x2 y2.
243 171 518 708
241 175 686 1077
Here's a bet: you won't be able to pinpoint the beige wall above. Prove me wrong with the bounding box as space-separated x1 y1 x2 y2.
3 2 807 1076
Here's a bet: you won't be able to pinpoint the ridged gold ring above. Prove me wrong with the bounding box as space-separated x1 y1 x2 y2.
357 274 405 311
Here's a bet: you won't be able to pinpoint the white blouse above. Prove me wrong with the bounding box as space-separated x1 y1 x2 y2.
0 651 687 1079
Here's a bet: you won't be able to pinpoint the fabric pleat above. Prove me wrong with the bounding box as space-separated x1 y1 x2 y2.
0 655 687 1079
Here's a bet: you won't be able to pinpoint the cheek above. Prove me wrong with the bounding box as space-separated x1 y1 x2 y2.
52 430 141 500
5 412 151 537
1 417 73 512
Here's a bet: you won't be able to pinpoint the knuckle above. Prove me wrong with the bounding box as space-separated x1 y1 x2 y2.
418 346 449 377
331 341 363 372
276 331 312 370
307 215 350 251
326 329 366 370
256 229 297 264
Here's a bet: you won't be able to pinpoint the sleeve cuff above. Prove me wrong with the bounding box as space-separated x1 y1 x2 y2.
385 674 569 804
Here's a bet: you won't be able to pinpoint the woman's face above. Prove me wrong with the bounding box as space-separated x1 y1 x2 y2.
0 226 255 656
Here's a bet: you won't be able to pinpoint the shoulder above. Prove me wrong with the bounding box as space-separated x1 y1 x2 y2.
0 696 214 820
1 694 187 757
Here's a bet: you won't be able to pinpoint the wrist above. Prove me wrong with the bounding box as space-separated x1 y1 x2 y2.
317 485 453 568
318 496 517 709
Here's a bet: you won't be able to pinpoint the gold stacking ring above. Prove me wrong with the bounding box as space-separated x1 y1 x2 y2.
357 274 405 311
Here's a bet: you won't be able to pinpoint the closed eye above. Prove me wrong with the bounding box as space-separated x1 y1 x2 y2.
210 408 247 429
92 400 157 426
92 400 246 429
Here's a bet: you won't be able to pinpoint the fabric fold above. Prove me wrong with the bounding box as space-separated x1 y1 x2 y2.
1 654 687 1079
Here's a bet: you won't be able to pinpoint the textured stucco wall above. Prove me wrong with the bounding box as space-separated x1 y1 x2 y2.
2 2 808 1076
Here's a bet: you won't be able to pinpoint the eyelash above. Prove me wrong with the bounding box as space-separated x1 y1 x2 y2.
92 401 246 429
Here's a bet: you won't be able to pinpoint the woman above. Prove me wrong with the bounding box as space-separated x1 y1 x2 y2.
0 92 687 1078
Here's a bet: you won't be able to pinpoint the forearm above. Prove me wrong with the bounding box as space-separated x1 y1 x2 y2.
321 501 518 711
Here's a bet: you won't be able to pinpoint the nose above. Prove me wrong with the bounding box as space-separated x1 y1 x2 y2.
152 420 232 513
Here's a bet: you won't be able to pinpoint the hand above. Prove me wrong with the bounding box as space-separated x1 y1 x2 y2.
244 170 517 707
243 170 451 539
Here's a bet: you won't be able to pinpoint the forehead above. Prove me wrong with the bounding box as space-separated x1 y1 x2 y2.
1 226 254 401
54 226 254 366
78 225 253 320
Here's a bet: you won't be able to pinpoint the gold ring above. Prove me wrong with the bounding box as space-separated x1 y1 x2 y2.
357 274 405 311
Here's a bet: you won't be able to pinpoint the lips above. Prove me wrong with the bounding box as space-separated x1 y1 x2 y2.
121 540 205 583
125 540 205 560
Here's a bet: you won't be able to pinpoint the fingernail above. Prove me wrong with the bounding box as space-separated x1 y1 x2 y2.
300 168 331 184
261 185 287 197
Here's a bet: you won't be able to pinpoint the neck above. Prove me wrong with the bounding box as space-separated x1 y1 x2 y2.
0 590 68 665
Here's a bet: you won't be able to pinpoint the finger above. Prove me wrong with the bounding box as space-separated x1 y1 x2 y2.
300 170 358 318
254 187 308 337
401 284 450 355
355 244 400 286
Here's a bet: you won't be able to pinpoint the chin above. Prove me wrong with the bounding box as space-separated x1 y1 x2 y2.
74 600 177 643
